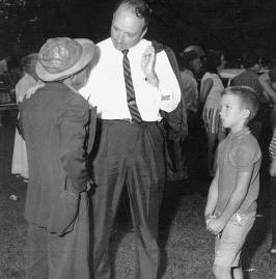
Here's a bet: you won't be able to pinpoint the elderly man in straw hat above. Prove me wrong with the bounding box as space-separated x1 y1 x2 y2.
20 37 97 279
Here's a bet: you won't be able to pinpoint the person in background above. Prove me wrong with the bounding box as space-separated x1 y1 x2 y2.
11 53 41 181
7 56 22 87
80 0 182 278
259 61 276 131
231 52 263 140
0 56 12 126
179 50 201 117
179 50 202 175
217 51 227 71
268 128 276 256
21 37 97 279
200 50 225 177
0 56 9 76
182 45 205 59
182 44 205 83
232 52 262 95
205 86 261 279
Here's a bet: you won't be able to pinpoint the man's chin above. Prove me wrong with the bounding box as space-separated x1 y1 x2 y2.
114 45 123 51
112 41 124 51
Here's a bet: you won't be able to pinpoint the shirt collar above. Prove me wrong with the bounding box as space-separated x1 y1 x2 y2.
63 82 79 94
107 38 151 58
123 39 151 57
228 127 250 139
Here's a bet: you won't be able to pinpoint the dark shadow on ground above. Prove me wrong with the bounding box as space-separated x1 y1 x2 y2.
241 116 272 279
157 176 211 278
157 120 212 278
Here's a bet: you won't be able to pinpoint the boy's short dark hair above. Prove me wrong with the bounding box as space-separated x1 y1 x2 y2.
222 86 259 121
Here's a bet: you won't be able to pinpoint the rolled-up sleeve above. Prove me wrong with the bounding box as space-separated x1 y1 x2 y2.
151 50 181 112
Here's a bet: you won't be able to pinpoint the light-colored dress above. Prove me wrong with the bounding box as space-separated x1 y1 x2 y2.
201 72 224 133
11 73 37 179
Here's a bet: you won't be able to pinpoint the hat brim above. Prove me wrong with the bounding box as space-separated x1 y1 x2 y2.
183 45 205 57
36 38 95 82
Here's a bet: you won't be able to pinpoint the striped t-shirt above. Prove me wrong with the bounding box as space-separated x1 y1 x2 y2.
269 129 276 160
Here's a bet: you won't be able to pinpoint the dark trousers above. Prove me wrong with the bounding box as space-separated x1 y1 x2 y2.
90 120 165 279
25 193 90 279
270 176 276 246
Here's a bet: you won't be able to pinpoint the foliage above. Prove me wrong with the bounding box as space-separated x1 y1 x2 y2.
0 0 42 23
0 0 276 62
0 0 44 57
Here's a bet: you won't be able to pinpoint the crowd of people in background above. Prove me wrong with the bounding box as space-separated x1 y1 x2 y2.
178 45 276 271
1 0 276 278
178 46 276 169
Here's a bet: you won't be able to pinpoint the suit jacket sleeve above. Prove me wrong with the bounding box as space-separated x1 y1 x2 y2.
18 103 25 139
59 96 89 194
154 42 188 139
164 46 188 138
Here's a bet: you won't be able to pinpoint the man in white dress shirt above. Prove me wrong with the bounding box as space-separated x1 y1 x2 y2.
80 1 181 278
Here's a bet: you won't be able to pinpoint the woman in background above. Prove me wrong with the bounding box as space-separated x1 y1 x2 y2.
200 50 225 177
11 53 40 181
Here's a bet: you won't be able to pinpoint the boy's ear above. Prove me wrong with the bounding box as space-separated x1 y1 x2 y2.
242 108 250 119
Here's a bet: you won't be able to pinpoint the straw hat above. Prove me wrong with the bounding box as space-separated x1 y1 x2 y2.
36 37 95 82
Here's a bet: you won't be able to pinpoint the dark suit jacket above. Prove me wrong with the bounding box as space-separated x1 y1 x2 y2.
152 40 188 139
21 82 96 235
152 41 188 176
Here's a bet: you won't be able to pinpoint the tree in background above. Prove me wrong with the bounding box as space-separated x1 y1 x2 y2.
0 0 43 57
1 0 276 63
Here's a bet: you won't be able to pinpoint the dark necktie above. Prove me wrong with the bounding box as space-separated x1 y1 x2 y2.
122 49 142 123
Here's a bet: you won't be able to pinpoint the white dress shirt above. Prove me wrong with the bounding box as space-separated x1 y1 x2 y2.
80 38 181 121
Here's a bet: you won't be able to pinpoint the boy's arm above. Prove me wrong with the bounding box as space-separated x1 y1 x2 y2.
204 168 219 221
207 170 252 235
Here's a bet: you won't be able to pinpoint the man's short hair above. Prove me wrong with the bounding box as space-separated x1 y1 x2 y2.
113 0 152 28
222 86 259 121
241 52 259 69
204 50 222 74
178 50 200 70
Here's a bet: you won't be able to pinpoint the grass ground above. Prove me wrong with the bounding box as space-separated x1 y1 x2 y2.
0 112 275 279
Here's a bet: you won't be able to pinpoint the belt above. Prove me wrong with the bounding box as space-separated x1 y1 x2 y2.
101 118 159 125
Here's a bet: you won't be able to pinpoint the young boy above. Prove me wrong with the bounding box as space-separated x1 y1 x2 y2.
205 86 262 279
